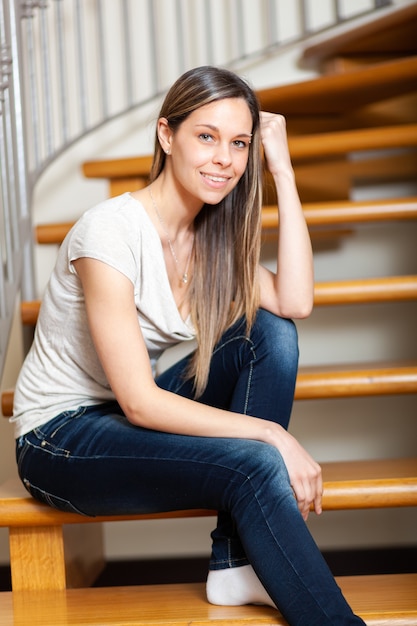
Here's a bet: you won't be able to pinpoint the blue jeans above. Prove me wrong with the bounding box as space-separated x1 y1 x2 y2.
16 309 364 625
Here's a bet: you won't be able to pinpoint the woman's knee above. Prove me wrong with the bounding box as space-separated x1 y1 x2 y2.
231 439 290 484
253 309 299 368
225 440 292 510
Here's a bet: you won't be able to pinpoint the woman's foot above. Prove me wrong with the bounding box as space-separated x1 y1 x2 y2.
206 564 276 608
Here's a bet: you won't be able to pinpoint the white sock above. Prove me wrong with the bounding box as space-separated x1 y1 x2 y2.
206 564 277 608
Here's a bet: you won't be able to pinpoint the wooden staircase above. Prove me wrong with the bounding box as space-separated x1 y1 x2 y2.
1 3 416 624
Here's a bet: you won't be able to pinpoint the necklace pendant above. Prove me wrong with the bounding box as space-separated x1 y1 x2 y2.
182 273 188 284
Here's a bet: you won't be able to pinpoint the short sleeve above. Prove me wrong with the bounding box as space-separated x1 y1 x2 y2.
67 202 138 285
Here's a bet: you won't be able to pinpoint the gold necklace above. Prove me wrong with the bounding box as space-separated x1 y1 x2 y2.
149 187 194 286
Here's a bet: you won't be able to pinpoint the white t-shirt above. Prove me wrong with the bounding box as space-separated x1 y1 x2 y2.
12 193 196 437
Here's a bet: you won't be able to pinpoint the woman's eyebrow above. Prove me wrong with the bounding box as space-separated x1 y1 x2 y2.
195 123 252 138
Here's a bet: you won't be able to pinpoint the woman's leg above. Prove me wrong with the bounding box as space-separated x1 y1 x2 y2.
156 308 299 428
156 310 364 624
156 309 299 575
16 310 364 623
16 404 363 625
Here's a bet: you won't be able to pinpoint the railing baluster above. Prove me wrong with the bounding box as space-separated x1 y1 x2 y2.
121 0 133 108
74 0 87 131
22 6 41 169
96 0 108 120
38 1 53 157
147 0 159 94
54 0 69 144
203 0 214 66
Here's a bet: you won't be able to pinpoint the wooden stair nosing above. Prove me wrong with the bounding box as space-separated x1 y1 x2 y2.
269 197 417 227
82 124 417 179
313 275 417 306
257 56 417 115
82 154 153 179
34 198 417 245
18 275 417 327
295 362 417 400
289 123 417 161
3 362 417 418
0 575 416 625
0 458 416 527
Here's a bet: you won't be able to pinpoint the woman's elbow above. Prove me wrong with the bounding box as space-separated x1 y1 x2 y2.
279 297 313 320
291 301 314 319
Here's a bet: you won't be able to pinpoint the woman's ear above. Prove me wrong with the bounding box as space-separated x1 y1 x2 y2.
157 117 173 155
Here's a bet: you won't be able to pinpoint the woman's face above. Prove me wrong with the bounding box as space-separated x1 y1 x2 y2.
163 97 253 207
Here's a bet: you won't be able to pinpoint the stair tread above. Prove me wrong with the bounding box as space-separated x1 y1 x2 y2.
35 198 417 245
83 125 417 177
0 575 416 625
301 2 417 66
18 274 417 327
1 457 416 525
3 361 417 417
258 56 417 115
296 360 417 399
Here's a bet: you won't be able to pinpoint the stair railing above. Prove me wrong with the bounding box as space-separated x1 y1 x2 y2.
0 0 392 379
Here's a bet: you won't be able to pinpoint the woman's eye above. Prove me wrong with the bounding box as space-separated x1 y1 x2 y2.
199 133 213 142
233 140 248 149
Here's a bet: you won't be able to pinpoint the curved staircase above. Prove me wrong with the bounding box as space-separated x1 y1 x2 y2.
1 3 416 625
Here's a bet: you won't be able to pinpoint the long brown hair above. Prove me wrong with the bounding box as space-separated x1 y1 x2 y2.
150 66 263 397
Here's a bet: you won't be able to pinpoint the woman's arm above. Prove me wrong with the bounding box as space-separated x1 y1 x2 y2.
73 257 321 519
258 112 314 319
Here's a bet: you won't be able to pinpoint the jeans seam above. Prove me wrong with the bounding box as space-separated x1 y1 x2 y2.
212 334 256 416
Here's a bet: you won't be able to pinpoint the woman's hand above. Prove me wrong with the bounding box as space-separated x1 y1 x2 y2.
271 427 323 520
259 111 293 177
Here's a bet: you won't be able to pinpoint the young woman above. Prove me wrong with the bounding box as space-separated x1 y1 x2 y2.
13 66 365 625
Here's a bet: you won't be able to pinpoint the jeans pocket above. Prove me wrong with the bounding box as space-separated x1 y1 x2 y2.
22 478 90 516
47 406 88 439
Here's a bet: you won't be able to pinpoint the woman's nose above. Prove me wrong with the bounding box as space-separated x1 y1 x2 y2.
213 142 232 166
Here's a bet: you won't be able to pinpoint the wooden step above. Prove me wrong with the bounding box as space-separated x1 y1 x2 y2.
82 151 417 202
257 56 417 116
82 126 417 195
295 361 417 400
313 275 417 305
35 198 417 244
0 460 415 591
0 574 416 625
301 2 417 67
16 275 417 328
3 361 417 418
293 197 417 227
1 459 415 523
288 123 417 161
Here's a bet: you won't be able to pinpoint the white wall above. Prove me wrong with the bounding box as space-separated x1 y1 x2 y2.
1 0 416 565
